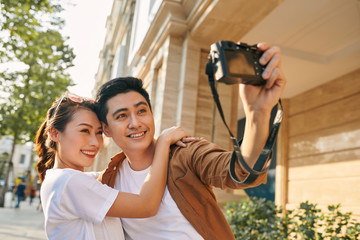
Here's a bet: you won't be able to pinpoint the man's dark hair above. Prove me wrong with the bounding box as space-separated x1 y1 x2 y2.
95 77 152 125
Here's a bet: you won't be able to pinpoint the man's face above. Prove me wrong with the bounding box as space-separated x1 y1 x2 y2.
102 91 155 153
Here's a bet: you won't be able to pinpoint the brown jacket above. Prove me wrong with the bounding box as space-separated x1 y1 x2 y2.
98 139 268 240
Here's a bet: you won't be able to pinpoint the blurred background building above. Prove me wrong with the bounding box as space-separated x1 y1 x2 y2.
0 136 36 192
90 0 360 218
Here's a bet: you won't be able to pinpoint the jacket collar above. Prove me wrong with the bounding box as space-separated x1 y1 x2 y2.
97 152 126 187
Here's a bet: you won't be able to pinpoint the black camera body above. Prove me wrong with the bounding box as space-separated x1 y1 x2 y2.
209 41 266 86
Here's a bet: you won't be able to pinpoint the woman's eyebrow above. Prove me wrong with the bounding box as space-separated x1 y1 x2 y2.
76 123 102 130
76 123 93 128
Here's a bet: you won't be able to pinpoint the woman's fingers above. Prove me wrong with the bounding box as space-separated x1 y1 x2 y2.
175 140 187 148
175 137 201 148
181 137 201 143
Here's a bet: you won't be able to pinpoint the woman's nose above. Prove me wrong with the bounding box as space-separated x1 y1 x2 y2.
89 133 101 147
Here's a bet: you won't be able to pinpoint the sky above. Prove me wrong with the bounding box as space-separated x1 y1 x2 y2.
60 0 113 98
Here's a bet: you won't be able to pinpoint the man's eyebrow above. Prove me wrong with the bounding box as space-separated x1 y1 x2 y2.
111 101 148 118
134 101 148 108
112 108 127 118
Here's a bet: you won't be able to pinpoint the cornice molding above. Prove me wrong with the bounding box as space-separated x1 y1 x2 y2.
137 1 187 57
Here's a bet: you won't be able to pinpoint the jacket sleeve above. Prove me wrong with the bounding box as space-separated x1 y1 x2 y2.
171 139 268 189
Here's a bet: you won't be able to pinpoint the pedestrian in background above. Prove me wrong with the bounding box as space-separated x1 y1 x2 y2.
36 189 42 211
14 179 26 208
29 186 36 205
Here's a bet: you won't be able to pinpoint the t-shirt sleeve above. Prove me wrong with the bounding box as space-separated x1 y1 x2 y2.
85 171 101 179
60 172 118 224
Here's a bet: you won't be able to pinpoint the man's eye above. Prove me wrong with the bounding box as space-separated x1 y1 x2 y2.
116 113 126 120
138 109 146 114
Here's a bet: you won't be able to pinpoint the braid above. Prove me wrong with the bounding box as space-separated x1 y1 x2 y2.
35 119 55 182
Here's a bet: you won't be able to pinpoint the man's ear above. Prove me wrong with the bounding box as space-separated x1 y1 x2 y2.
102 122 111 137
49 127 59 142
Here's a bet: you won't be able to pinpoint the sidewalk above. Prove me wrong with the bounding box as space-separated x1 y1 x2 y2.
0 192 46 240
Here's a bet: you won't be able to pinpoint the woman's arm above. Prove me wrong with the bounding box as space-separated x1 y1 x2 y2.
106 126 195 218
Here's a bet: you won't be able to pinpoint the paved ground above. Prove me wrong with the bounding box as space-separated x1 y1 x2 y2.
0 192 46 240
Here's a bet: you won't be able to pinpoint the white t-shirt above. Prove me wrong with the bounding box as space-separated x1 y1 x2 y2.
41 168 125 240
115 159 203 240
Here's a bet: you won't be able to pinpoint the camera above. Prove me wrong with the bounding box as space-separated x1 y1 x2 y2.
209 41 266 86
206 41 282 185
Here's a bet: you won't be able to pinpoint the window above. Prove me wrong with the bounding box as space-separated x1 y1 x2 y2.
19 154 25 164
111 45 126 79
128 0 162 64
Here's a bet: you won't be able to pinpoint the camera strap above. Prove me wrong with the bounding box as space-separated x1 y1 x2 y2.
205 60 283 185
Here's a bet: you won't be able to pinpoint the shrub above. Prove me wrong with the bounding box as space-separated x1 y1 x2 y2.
224 197 360 240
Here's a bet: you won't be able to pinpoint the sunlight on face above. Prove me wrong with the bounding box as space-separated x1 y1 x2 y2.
103 91 155 153
56 108 103 171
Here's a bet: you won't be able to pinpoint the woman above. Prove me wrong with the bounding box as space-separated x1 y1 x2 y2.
35 93 194 239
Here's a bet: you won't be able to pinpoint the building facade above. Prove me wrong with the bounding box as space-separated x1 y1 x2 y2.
0 136 35 189
91 0 360 218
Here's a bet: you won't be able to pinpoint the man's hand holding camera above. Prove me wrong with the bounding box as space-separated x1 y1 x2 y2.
239 42 286 168
240 42 286 117
207 40 286 177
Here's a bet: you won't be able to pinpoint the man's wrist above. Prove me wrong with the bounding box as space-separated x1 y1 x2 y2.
245 108 271 125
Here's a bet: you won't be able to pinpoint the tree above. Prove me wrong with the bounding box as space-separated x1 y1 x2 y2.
0 0 75 207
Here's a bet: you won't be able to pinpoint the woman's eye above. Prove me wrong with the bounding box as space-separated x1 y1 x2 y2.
97 131 103 135
81 129 90 133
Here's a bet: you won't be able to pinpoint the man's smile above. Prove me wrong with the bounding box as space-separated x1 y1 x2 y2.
128 131 146 138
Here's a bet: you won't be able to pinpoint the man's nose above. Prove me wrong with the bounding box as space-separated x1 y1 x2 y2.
128 114 141 128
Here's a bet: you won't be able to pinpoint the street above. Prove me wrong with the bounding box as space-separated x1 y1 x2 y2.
0 192 46 240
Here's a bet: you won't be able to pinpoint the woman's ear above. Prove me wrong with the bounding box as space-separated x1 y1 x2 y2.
49 127 59 142
102 122 111 137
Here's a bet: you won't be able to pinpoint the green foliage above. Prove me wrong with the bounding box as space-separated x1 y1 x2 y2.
225 197 283 239
0 0 75 143
224 197 360 240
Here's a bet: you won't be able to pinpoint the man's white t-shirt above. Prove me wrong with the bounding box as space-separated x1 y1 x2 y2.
41 168 125 240
115 159 203 240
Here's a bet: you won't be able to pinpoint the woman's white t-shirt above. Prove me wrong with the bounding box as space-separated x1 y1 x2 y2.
41 168 124 240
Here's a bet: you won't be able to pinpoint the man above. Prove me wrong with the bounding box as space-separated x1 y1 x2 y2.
96 43 286 240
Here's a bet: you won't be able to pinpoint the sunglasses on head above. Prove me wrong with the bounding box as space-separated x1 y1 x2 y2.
52 92 95 119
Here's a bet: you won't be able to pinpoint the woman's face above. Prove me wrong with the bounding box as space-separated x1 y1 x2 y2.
55 108 103 171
